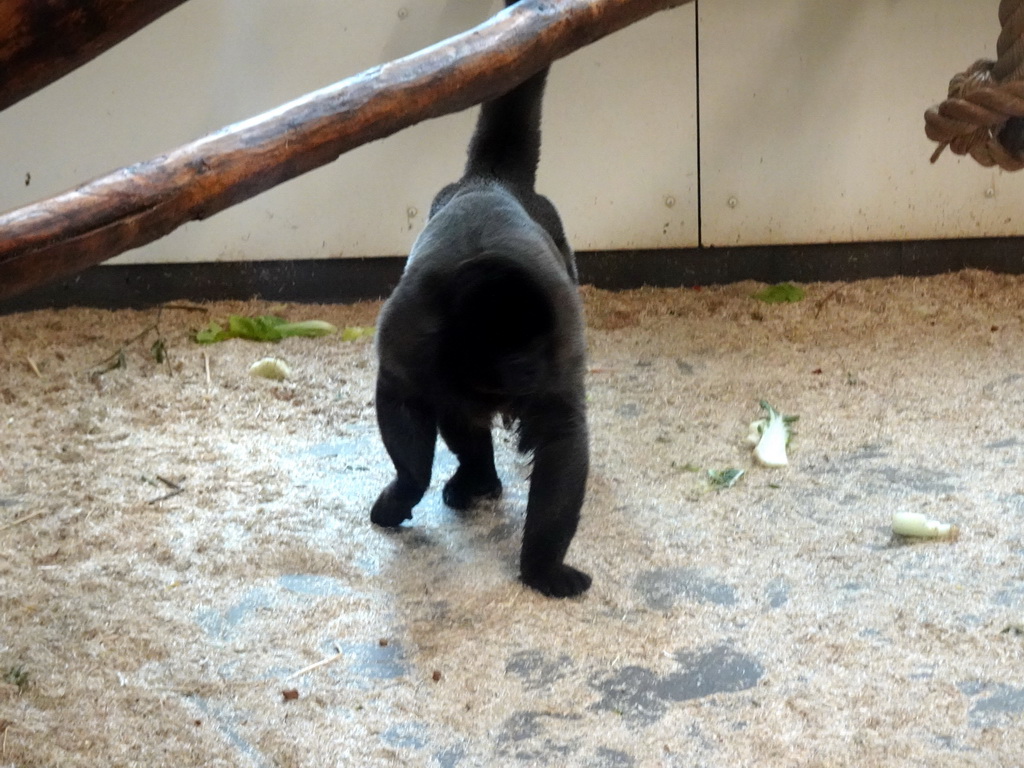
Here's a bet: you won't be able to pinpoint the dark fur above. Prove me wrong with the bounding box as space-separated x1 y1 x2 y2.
368 0 590 598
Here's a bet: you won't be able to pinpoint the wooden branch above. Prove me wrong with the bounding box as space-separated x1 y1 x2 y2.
0 0 692 305
0 0 191 113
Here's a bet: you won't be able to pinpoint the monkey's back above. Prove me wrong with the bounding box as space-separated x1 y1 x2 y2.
376 184 585 412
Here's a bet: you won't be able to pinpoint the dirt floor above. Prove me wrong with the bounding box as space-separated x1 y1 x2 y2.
1 269 1023 767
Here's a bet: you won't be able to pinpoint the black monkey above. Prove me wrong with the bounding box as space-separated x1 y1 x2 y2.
368 0 591 598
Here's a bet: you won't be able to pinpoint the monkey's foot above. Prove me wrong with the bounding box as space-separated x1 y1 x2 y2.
520 563 592 598
370 484 416 527
442 467 502 510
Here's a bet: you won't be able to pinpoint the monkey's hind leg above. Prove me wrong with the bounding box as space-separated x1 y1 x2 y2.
518 410 591 598
438 411 502 510
370 375 437 527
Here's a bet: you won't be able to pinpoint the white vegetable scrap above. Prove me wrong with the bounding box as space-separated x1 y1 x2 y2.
891 511 959 540
249 357 291 381
747 400 798 467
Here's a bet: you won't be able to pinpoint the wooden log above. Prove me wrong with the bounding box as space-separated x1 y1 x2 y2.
0 0 191 113
0 0 692 305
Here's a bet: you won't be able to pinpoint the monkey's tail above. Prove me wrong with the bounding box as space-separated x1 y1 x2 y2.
463 2 548 190
437 256 556 399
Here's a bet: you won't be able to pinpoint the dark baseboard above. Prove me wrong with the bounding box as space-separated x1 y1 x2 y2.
579 238 1024 289
3 238 1024 314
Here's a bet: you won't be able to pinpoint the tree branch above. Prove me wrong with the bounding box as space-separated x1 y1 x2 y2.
0 0 191 113
0 0 691 305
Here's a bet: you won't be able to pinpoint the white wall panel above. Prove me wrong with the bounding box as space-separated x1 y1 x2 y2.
543 6 698 250
0 0 698 264
698 0 1024 246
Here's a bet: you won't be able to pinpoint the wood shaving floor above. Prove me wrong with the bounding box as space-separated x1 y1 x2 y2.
1 270 1022 767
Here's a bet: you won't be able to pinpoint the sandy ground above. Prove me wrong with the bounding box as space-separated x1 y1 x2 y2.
1 269 1023 767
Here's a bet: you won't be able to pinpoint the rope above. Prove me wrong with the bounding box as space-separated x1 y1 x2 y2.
925 0 1024 170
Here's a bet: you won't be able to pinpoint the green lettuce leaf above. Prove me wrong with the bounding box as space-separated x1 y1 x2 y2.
753 284 805 304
